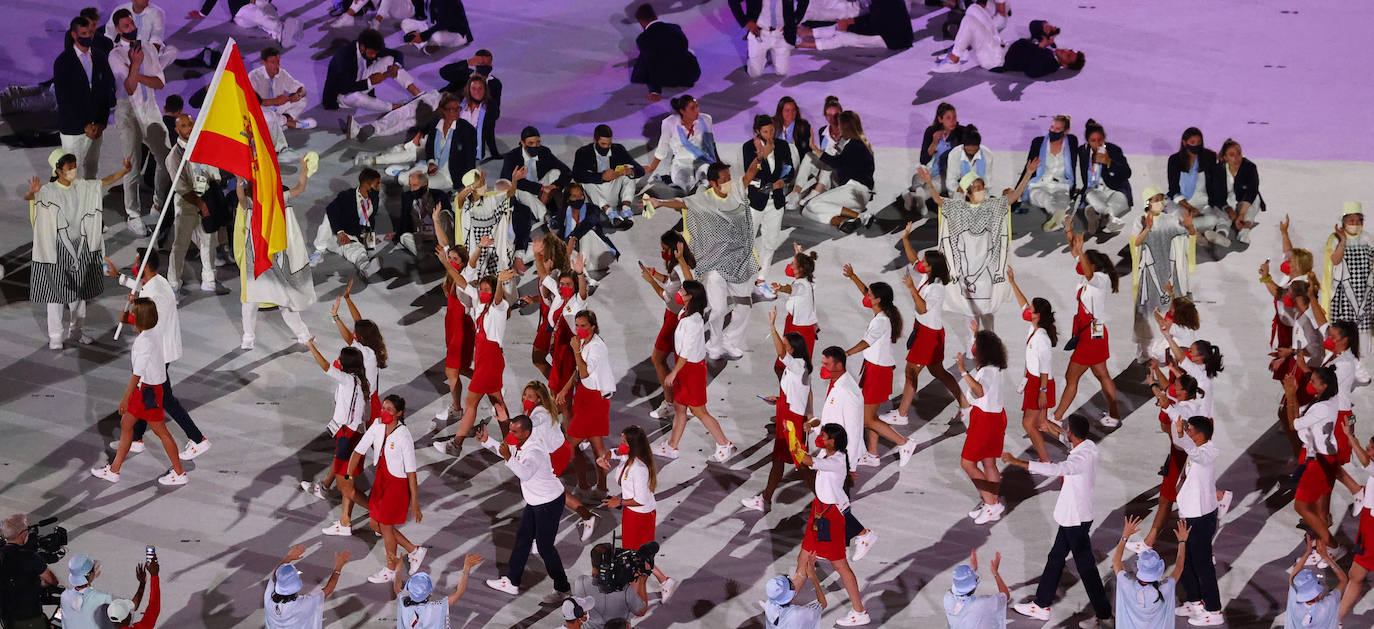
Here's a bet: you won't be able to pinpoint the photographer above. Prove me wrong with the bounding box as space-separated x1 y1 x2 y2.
106 559 160 628
571 544 648 628
0 515 58 629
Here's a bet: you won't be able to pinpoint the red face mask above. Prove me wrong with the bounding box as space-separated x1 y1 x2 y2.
450 260 463 272
1282 294 1296 308
1306 382 1320 396
674 292 685 306
861 295 873 309
661 250 672 263
1167 384 1179 399
504 432 520 446
819 367 832 379
378 411 396 424
332 359 342 369
1324 337 1338 352
916 260 930 274
616 442 629 456
559 286 575 299
1280 260 1292 275
1165 312 1175 324
814 436 825 449
784 263 796 278
521 399 537 414
576 328 592 340
1075 261 1086 276
479 290 493 304
1021 306 1033 322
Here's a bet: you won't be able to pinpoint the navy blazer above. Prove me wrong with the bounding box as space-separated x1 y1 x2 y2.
322 44 406 110
1074 141 1133 207
995 38 1060 78
1019 134 1081 191
410 0 473 42
919 123 966 167
500 146 571 196
741 138 794 210
572 143 645 184
420 118 478 187
436 61 501 159
727 0 808 45
1166 149 1217 203
325 188 381 237
817 140 874 190
847 0 914 50
393 186 452 235
52 46 116 135
1206 158 1263 210
631 21 701 94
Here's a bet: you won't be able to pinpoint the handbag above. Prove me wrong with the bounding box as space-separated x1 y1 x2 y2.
812 503 835 542
1062 319 1092 352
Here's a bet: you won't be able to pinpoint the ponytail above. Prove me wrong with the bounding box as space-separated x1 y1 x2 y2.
868 282 902 343
1084 250 1120 293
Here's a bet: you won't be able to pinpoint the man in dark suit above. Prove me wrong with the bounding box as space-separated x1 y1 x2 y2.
54 16 116 179
323 29 435 139
630 4 700 103
390 170 454 260
500 126 571 254
572 125 645 228
402 0 473 53
437 49 501 160
994 39 1084 78
729 0 807 77
313 169 383 276
356 92 476 191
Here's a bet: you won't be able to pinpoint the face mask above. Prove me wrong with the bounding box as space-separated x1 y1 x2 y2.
568 197 584 206
1021 307 1033 322
1186 144 1200 154
475 64 493 76
717 181 733 196
521 399 537 414
59 168 77 184
1168 384 1179 399
1282 294 1296 308
1280 260 1292 275
449 260 463 271
916 260 930 274
969 189 987 205
122 29 139 41
616 443 630 456
76 35 93 47
378 411 396 424
1148 200 1165 214
1075 261 1086 276
1047 130 1064 142
784 263 796 278
861 295 872 309
674 292 685 306
1165 312 1175 324
819 367 832 379
1306 382 1320 396
814 436 825 449
576 328 592 340
1324 337 1338 352
1346 224 1364 237
504 432 520 446
661 250 672 263
559 286 575 299
479 290 493 304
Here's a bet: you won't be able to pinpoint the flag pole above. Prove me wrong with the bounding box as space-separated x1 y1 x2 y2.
114 38 237 341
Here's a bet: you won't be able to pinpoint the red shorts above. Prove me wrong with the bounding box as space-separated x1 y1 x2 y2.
905 324 946 367
675 360 708 407
1069 312 1110 365
622 508 656 551
1160 445 1187 502
1021 372 1056 411
1295 453 1339 503
468 336 505 394
775 316 818 371
129 384 165 423
550 440 572 476
331 426 360 475
1356 508 1374 571
772 392 806 464
859 361 895 405
368 456 410 526
654 310 680 355
801 498 847 561
962 406 1007 461
568 384 611 439
1337 411 1354 464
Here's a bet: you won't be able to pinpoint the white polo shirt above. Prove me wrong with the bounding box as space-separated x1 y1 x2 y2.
1025 326 1053 377
820 373 865 471
615 458 656 514
326 366 366 435
131 331 167 385
860 313 897 367
779 355 809 415
527 406 566 456
785 279 817 326
912 276 945 330
811 449 850 510
354 423 417 477
121 273 181 363
579 335 615 395
506 442 564 505
967 366 1004 413
465 296 510 348
1295 398 1340 457
674 312 708 362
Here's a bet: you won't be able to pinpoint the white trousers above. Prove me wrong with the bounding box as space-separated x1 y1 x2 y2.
234 1 284 38
1084 186 1129 218
950 12 1005 68
704 270 752 354
343 89 439 138
115 101 172 218
400 18 470 47
351 0 414 20
751 196 786 280
801 180 869 224
46 301 87 344
262 98 308 150
791 151 832 200
803 0 861 21
241 301 310 345
60 133 103 180
747 30 792 77
313 221 375 270
812 26 886 50
169 204 216 290
1027 181 1072 215
370 142 423 183
582 176 636 212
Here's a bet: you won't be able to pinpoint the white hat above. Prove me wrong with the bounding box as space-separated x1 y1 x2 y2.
461 168 481 187
1141 185 1165 204
959 172 982 191
48 149 67 171
107 599 136 623
1344 201 1364 216
302 151 320 177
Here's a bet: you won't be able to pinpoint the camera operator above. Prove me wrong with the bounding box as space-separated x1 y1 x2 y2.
570 544 648 629
0 515 58 629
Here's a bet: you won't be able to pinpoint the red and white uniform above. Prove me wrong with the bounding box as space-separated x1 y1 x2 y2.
1069 270 1111 365
129 331 168 422
782 278 818 359
906 274 946 367
674 312 709 407
1178 360 1215 420
465 289 510 395
1272 274 1297 349
569 334 614 439
443 270 477 371
859 313 897 405
961 366 1006 461
1022 325 1056 411
325 365 367 475
1294 397 1341 503
1160 398 1207 502
1355 461 1374 571
819 373 865 471
533 273 561 352
655 267 685 355
550 290 587 397
614 458 658 550
773 356 810 463
1321 338 1364 463
529 405 572 476
801 448 850 561
350 340 381 422
354 423 417 525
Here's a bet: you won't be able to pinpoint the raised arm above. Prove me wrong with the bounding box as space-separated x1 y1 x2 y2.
915 168 944 210
448 554 484 605
287 157 311 199
955 353 983 398
675 247 694 282
331 297 355 345
101 157 134 188
343 281 363 322
768 309 787 360
1114 516 1143 575
1171 520 1189 581
1279 214 1294 257
841 263 867 296
1006 266 1028 308
741 141 768 188
1007 157 1041 202
900 222 920 264
321 551 351 598
305 338 330 372
989 552 1009 599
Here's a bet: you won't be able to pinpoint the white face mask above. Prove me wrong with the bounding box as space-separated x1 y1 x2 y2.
1347 223 1364 237
58 167 77 184
1149 199 1165 214
716 181 732 197
968 189 987 205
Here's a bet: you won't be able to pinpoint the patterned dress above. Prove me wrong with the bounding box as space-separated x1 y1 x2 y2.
29 180 105 304
459 191 513 278
1331 236 1374 334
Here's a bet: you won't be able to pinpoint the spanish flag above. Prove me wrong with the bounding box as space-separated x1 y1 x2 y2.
186 39 283 277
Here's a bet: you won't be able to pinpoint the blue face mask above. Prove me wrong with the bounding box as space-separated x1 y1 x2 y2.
1047 130 1065 142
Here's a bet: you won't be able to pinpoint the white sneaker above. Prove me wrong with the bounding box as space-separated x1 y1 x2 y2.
181 439 211 460
1125 538 1150 554
1103 213 1128 234
1099 413 1120 428
330 12 355 27
974 502 1004 524
836 608 872 626
649 401 673 420
321 522 352 536
931 57 965 73
1236 227 1252 244
880 409 909 426
1175 601 1205 618
383 164 409 178
752 282 777 301
578 516 596 542
111 440 146 453
90 465 120 483
1188 610 1224 626
240 336 255 350
367 566 396 583
308 251 325 267
1203 229 1231 247
1042 210 1065 232
855 453 880 468
1216 490 1234 520
1014 602 1051 620
653 443 681 459
48 339 62 350
300 480 327 500
407 547 427 572
157 470 189 486
897 437 918 467
659 576 678 602
710 442 736 463
295 117 317 130
723 346 745 360
1353 486 1366 518
851 530 877 561
967 501 986 519
127 218 148 236
485 576 519 595
740 494 766 512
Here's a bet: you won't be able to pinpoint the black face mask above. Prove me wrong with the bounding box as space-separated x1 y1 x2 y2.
1047 130 1065 142
1186 144 1201 154
76 35 94 47
475 64 492 76
122 29 139 41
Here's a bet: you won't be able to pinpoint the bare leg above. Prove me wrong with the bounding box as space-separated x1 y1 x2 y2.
978 458 1001 502
444 366 462 416
895 363 926 416
449 390 483 451
1022 409 1050 462
1142 498 1174 547
691 405 731 446
1339 562 1369 619
381 525 400 571
392 527 417 554
1295 500 1332 549
927 361 965 406
110 412 138 473
762 458 786 504
652 349 674 405
1053 361 1091 422
863 405 907 455
338 476 356 527
1088 362 1121 419
589 435 609 491
148 421 185 475
532 346 551 379
830 557 866 613
960 457 997 504
667 403 688 448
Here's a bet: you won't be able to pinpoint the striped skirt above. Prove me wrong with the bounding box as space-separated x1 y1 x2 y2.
30 243 104 304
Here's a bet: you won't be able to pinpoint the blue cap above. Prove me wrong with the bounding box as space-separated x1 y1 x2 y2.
1293 569 1323 602
274 564 303 596
765 575 795 605
406 573 433 601
951 564 978 596
1135 549 1165 583
67 554 94 586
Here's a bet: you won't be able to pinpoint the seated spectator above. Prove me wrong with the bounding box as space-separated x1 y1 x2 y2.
572 125 645 228
729 0 804 77
933 126 992 209
933 0 1003 70
1202 138 1263 246
742 114 793 296
314 169 384 277
323 29 439 140
389 170 455 259
1076 118 1132 235
249 47 316 155
501 126 572 256
798 110 876 232
1166 127 1216 220
562 183 620 271
187 0 301 47
630 4 701 102
105 559 160 629
1017 114 1079 231
402 0 474 54
331 0 415 29
644 95 718 195
357 92 477 190
906 102 964 217
795 0 914 51
437 50 502 160
104 0 178 62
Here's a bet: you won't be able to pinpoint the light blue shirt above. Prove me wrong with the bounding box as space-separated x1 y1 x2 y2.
395 595 448 629
943 591 1007 629
59 587 113 629
762 601 822 629
1285 585 1341 629
1113 571 1176 629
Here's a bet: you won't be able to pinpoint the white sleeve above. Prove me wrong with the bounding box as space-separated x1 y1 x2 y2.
326 366 352 387
811 453 847 474
861 316 884 347
654 118 674 162
353 424 382 456
396 430 418 474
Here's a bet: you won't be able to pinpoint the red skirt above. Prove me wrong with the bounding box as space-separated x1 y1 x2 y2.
568 384 611 439
775 315 818 371
444 293 475 370
1022 372 1057 411
1296 453 1339 503
654 310 680 355
962 406 1007 461
468 334 505 394
675 360 708 407
368 453 411 526
550 440 572 476
534 301 554 352
801 498 847 561
1160 445 1187 502
331 426 360 475
1069 310 1110 365
772 390 806 464
1356 507 1374 571
622 508 656 551
129 383 165 423
548 324 576 396
1337 410 1354 464
859 361 895 405
906 324 946 366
